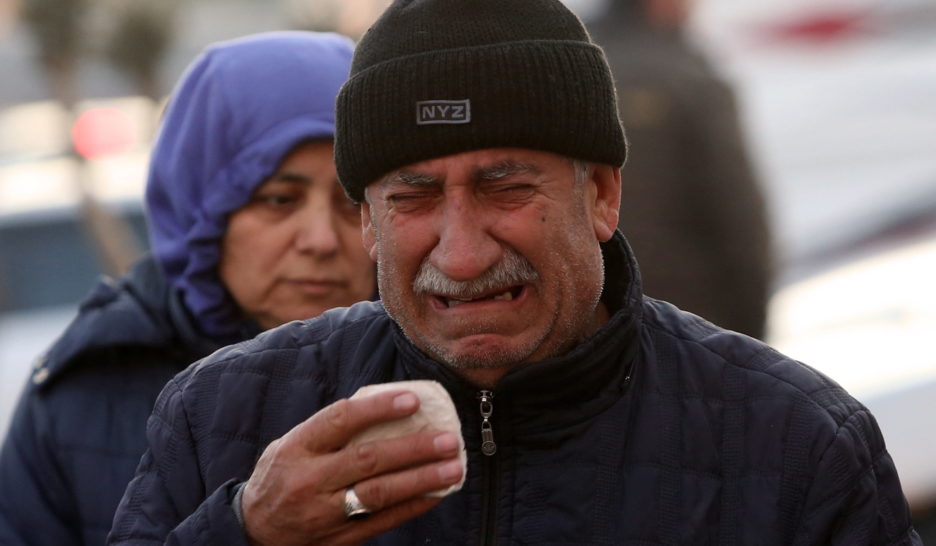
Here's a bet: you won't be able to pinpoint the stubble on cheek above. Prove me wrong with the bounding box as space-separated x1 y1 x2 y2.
373 233 424 336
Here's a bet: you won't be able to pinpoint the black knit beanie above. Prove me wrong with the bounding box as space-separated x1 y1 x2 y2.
335 0 627 202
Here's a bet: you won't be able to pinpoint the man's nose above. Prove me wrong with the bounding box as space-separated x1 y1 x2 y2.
428 196 500 281
295 202 340 256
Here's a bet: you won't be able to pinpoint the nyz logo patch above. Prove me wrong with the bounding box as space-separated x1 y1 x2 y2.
416 99 471 125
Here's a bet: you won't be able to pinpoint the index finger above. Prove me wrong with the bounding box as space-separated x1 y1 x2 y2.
296 389 420 453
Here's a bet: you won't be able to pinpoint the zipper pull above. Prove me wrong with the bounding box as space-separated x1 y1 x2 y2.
478 390 496 456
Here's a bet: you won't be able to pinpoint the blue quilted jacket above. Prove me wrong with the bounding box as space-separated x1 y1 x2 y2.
0 257 225 545
109 234 921 545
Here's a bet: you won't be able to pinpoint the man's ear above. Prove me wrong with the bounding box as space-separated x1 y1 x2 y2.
360 200 378 262
588 164 621 242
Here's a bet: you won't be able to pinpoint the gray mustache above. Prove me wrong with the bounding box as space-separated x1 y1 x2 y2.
413 248 539 298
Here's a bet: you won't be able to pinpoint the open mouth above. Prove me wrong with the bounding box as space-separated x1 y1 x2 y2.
438 285 524 308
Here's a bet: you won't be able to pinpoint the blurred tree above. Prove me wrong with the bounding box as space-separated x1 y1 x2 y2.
21 0 146 278
96 0 178 272
21 0 87 108
285 0 341 32
104 0 180 101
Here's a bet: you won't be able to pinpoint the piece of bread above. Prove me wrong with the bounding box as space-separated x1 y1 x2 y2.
348 380 466 497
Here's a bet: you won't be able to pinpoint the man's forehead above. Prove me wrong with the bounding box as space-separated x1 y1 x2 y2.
381 148 565 183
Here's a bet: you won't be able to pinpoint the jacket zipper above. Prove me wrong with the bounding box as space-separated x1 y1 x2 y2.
478 390 498 546
479 390 497 456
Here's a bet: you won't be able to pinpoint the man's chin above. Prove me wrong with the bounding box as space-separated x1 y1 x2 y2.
422 334 539 371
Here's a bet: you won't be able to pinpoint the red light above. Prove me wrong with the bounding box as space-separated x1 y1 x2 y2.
71 107 135 159
760 10 872 44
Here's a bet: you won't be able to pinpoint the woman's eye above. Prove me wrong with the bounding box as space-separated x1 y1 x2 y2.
255 194 298 207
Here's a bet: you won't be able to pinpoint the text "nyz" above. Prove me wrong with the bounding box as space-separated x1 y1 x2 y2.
416 100 471 125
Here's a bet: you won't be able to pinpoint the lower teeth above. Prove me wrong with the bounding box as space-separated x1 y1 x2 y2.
447 290 513 307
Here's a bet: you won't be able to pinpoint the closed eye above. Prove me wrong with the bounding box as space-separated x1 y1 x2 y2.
387 191 438 212
485 183 536 203
494 184 533 194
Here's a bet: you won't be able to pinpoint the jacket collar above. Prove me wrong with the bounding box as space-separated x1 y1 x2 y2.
34 255 225 389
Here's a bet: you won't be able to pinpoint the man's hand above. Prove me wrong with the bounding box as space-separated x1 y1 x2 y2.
240 389 465 546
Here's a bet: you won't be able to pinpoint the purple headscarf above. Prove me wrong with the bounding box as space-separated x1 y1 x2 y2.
145 31 354 339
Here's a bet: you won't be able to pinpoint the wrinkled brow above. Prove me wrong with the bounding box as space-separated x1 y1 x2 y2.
382 170 439 187
477 160 539 181
380 160 539 188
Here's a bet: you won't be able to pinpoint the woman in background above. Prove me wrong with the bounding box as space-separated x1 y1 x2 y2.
0 31 374 545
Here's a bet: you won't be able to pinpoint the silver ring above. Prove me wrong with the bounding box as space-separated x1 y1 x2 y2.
343 487 372 520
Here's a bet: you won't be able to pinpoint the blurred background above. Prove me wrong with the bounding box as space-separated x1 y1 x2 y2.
0 0 933 535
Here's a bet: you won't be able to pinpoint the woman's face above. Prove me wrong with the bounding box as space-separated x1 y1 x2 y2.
219 140 375 330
